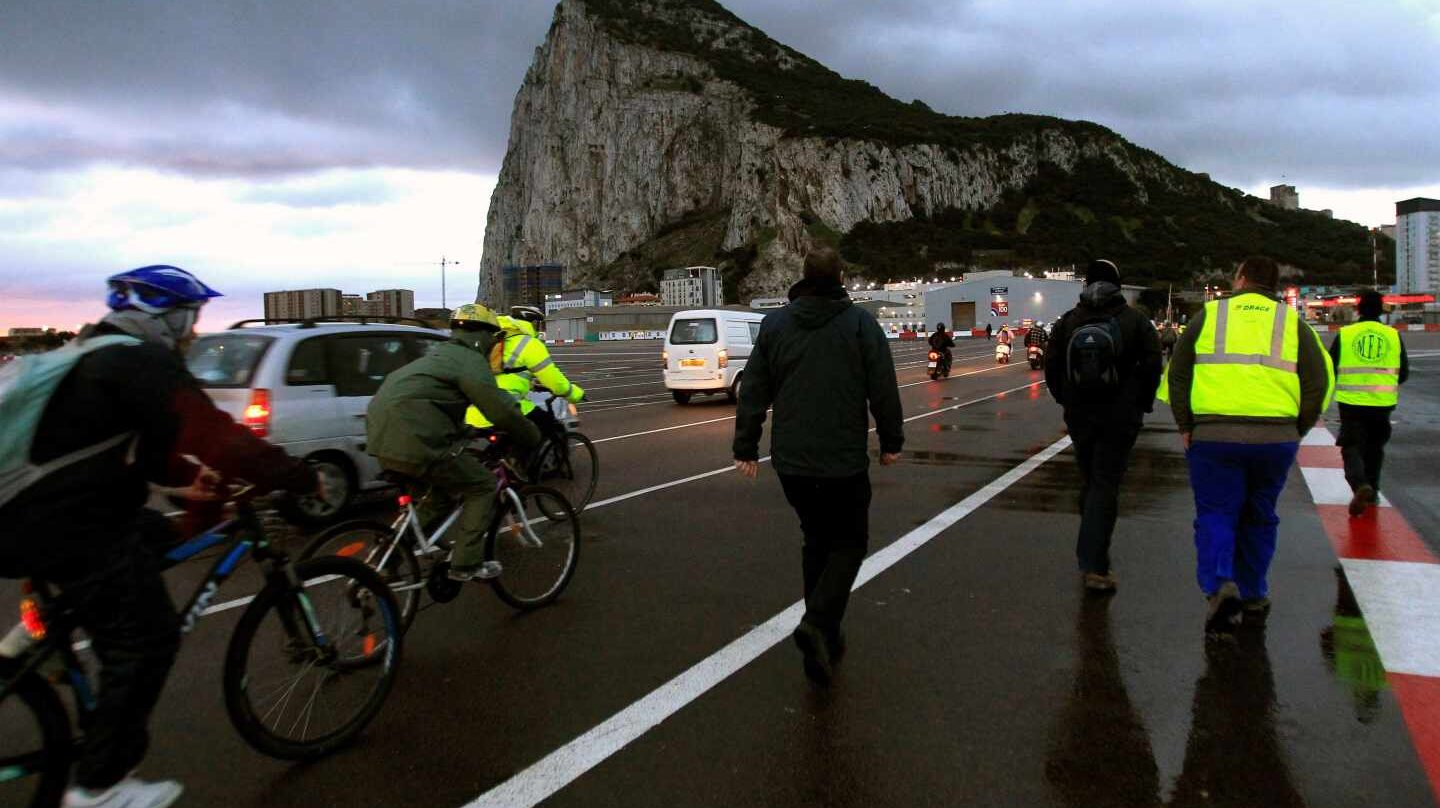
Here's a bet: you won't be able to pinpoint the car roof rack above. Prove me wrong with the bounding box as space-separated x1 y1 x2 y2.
228 315 440 330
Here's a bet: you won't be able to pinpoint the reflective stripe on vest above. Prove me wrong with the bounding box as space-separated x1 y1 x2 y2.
1191 295 1302 418
1335 321 1401 406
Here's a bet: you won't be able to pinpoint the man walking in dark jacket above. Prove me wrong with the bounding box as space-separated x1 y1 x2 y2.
1045 259 1163 593
733 247 905 683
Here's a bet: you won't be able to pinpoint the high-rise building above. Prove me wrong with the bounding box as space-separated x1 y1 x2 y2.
263 288 342 321
660 266 723 308
501 264 565 309
341 294 382 316
1269 184 1299 210
1396 198 1440 295
367 289 415 318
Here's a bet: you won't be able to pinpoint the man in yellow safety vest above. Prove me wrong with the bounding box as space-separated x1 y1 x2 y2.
1329 289 1408 516
465 305 585 432
1160 256 1335 635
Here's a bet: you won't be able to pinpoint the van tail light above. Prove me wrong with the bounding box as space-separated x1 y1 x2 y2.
717 348 728 369
243 388 272 437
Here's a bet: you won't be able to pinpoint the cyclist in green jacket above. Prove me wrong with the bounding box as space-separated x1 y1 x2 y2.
366 303 541 580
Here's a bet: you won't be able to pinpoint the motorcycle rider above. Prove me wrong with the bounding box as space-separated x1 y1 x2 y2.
1025 321 1049 350
368 303 542 581
465 305 585 436
996 324 1015 362
927 322 955 375
0 266 319 808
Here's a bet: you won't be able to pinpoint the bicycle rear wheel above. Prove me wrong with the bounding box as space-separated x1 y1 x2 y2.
487 485 580 610
0 666 71 808
223 556 402 760
533 433 598 514
301 520 422 632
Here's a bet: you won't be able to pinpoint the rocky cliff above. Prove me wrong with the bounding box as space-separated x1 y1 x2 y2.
478 0 1375 301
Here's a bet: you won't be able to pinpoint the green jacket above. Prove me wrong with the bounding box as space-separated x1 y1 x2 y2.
366 330 541 467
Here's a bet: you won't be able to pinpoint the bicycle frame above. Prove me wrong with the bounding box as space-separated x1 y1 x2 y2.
0 503 330 713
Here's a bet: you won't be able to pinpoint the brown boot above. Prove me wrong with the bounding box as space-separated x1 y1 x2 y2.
1082 571 1118 594
1348 484 1376 517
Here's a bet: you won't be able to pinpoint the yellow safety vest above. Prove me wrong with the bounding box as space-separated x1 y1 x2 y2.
465 318 583 428
1335 321 1401 407
1189 294 1303 418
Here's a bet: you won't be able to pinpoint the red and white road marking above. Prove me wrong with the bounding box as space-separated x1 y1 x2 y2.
1297 428 1440 803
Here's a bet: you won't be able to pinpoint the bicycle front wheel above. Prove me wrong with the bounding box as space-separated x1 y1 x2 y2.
223 556 403 760
487 485 580 610
0 666 71 808
301 520 422 632
534 433 598 513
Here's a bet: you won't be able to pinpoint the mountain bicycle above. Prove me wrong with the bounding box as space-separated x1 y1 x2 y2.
0 485 403 808
527 392 599 512
299 430 581 630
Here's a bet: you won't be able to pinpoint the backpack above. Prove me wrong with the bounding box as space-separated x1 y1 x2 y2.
1066 316 1124 398
0 335 141 510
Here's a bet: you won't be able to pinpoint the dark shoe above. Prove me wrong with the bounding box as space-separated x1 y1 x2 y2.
793 622 833 684
1242 597 1272 615
1349 484 1376 517
1082 571 1118 594
1205 581 1243 635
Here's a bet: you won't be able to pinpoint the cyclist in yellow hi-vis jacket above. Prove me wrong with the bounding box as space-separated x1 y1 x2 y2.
465 305 585 432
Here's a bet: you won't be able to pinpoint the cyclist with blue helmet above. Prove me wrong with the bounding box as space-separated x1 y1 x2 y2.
0 265 318 808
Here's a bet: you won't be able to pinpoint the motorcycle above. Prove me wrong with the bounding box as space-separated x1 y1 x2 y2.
1027 344 1045 370
927 349 951 380
995 342 1012 365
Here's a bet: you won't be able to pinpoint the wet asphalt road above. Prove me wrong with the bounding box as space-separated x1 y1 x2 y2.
4 334 1438 807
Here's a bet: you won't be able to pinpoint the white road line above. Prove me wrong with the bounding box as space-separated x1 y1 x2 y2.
464 433 1073 808
592 415 739 444
1338 559 1440 677
582 379 669 392
1301 429 1337 446
587 392 673 405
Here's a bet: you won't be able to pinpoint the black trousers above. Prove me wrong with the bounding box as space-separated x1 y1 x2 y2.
1337 404 1393 492
45 512 183 789
778 472 872 643
1066 418 1141 575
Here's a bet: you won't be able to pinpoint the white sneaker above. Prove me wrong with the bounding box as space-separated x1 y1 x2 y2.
63 777 183 808
446 560 502 581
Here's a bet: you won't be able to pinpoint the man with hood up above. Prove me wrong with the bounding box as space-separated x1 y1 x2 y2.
1046 259 1163 594
733 247 904 684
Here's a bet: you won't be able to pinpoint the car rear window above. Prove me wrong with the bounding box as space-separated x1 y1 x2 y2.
186 334 274 388
669 318 717 345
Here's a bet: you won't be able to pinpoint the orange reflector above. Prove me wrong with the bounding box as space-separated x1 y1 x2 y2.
337 541 366 558
20 598 46 641
363 634 377 656
397 494 412 507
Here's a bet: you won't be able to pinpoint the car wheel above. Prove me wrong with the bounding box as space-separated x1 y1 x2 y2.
672 390 692 405
283 456 352 525
726 374 742 404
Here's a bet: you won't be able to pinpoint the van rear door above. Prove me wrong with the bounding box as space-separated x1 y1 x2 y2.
667 317 719 378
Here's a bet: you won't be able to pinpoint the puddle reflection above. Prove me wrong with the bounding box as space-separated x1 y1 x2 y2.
1321 566 1387 724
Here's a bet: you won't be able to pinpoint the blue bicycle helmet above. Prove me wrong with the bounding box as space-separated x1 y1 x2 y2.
106 265 222 313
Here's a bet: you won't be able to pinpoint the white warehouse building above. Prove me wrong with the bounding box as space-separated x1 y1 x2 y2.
921 272 1142 333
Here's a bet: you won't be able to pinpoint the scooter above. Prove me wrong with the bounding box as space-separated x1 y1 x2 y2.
995 342 1012 365
927 349 951 380
1027 344 1045 370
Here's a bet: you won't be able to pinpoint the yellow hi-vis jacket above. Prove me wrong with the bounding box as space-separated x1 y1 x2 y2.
1335 321 1401 407
465 317 584 428
1158 293 1333 416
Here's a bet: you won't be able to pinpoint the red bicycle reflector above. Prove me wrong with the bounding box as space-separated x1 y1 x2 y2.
337 541 366 558
488 434 498 443
397 494 412 507
20 598 46 641
363 634 377 656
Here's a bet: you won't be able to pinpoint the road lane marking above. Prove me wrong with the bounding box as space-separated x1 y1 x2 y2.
1338 559 1440 677
463 433 1073 808
1301 466 1392 507
591 416 740 444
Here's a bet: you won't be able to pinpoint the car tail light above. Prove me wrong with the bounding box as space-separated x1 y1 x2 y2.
717 348 728 368
243 388 271 437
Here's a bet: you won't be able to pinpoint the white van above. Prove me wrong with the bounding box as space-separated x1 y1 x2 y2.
663 309 765 404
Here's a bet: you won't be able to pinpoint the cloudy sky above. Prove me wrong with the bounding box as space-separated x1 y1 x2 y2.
3 0 1437 331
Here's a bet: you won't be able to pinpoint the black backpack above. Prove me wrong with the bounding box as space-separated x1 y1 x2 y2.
1066 316 1124 397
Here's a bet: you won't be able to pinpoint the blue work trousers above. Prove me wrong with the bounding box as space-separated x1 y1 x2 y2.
1186 440 1299 599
